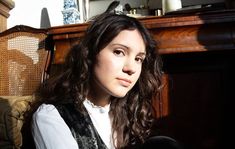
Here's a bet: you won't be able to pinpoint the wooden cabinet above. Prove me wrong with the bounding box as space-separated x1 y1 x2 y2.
48 10 235 149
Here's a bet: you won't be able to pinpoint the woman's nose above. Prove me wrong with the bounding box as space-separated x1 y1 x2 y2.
122 60 136 75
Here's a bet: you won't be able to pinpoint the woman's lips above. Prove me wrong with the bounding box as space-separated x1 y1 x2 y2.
116 78 132 87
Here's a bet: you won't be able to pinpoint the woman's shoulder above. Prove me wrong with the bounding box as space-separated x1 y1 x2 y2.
35 103 56 113
31 104 79 149
33 103 61 120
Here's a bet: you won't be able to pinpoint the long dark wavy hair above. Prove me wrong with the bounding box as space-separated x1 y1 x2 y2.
29 13 163 148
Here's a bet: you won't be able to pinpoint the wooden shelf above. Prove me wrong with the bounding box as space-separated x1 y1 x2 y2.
48 9 235 64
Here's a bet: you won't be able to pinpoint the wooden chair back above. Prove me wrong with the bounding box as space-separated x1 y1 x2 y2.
0 25 53 96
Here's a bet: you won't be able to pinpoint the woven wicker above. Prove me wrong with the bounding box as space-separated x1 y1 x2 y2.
0 25 52 96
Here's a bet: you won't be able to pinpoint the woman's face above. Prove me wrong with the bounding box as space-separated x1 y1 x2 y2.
92 29 146 100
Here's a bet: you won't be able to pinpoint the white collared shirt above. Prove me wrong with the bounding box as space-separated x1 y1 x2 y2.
32 100 114 149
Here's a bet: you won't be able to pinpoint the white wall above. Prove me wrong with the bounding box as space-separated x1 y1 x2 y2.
8 0 143 28
8 0 225 29
8 0 64 29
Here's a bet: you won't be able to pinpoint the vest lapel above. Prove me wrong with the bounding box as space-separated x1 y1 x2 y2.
55 103 108 149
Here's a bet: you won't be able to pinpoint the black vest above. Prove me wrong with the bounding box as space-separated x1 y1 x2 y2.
55 103 108 149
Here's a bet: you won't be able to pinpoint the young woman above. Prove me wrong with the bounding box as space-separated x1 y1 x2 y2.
30 13 163 149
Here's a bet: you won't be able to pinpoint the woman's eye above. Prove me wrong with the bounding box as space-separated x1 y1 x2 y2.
135 57 144 63
113 50 125 56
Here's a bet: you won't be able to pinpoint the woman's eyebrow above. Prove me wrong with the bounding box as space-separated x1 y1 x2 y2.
112 43 145 51
111 43 129 49
138 52 146 56
111 43 146 55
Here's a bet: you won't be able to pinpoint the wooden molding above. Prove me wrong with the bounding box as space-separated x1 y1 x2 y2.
0 0 15 18
0 0 14 32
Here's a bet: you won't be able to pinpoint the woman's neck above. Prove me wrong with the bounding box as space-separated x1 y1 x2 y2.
88 78 111 107
87 92 110 107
